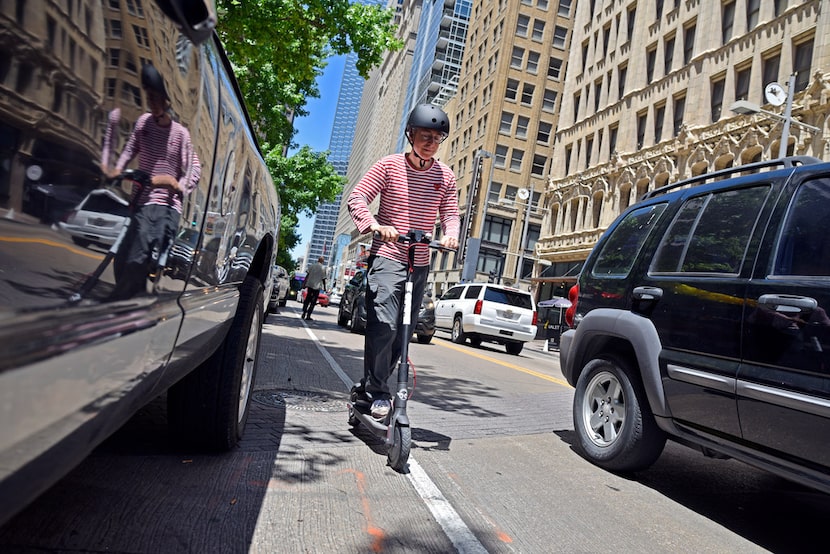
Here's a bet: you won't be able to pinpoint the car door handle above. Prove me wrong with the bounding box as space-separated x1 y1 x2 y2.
758 294 818 311
633 286 663 301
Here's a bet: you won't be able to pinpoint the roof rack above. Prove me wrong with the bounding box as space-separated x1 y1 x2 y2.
641 156 822 200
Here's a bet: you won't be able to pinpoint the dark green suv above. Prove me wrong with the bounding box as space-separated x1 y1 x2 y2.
560 156 830 494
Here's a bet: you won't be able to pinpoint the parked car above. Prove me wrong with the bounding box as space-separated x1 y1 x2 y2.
327 290 342 307
559 156 830 494
57 187 131 248
268 265 290 312
337 269 435 343
434 283 537 354
300 288 329 307
0 7 280 525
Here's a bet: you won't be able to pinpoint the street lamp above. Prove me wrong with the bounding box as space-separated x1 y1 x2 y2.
729 74 820 159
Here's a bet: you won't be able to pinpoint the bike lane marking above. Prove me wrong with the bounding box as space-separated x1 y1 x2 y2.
302 321 489 554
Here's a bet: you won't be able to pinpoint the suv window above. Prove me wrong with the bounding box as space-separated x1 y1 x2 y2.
592 204 666 277
483 286 533 309
775 177 830 277
464 285 483 299
441 286 464 300
651 186 769 274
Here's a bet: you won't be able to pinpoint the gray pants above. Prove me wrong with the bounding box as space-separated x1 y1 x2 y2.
364 256 428 399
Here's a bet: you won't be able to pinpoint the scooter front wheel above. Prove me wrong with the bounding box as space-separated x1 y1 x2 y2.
387 423 411 471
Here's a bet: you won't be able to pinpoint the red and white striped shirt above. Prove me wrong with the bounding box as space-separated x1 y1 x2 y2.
348 153 460 266
116 113 201 214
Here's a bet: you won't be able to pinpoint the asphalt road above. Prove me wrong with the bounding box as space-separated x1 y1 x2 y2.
1 302 829 553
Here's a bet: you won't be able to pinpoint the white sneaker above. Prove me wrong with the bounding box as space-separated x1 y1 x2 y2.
370 399 391 420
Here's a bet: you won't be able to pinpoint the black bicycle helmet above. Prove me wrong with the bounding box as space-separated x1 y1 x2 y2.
141 64 169 100
406 104 450 137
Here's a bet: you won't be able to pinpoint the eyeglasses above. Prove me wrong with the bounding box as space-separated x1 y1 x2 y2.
415 132 447 144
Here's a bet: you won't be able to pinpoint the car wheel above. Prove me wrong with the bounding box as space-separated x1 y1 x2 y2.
451 316 466 344
337 304 349 327
279 298 287 307
505 341 523 355
416 334 432 344
71 237 90 248
469 337 482 347
348 304 362 334
168 275 263 450
572 356 666 472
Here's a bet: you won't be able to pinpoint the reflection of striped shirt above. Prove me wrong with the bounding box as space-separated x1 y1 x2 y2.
347 153 460 266
116 113 201 213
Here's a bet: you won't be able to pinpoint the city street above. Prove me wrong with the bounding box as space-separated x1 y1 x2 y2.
1 302 828 553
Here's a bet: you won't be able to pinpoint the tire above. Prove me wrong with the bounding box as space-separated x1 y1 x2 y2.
168 275 264 450
416 334 432 344
348 388 360 427
572 356 666 472
337 304 349 327
451 316 466 344
387 423 411 471
279 298 287 307
469 337 482 347
505 341 523 355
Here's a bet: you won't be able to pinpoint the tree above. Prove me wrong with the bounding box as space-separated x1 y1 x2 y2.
217 1 402 270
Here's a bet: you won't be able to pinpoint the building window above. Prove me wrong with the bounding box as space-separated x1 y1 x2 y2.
516 116 530 139
581 41 590 74
510 149 524 171
531 154 547 176
626 5 636 43
609 124 619 155
564 144 573 173
558 0 572 17
521 83 534 105
722 1 735 45
602 24 611 58
500 111 514 134
656 0 664 20
495 145 508 168
646 45 657 83
747 0 760 30
636 111 647 149
594 79 602 111
542 89 557 111
585 135 594 166
762 52 780 99
774 0 786 16
735 65 750 101
108 48 120 68
711 76 725 121
683 22 696 64
664 35 675 76
532 19 545 41
526 51 540 74
618 63 627 99
505 78 519 101
516 15 530 37
673 94 685 135
794 37 814 92
573 91 581 120
553 26 568 49
510 46 524 69
537 121 552 143
548 57 563 80
483 216 512 244
654 103 665 143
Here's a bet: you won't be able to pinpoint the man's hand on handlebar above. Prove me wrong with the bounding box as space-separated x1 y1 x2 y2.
439 236 459 250
370 224 399 242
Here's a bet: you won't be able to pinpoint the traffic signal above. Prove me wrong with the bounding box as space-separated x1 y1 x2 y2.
488 269 497 283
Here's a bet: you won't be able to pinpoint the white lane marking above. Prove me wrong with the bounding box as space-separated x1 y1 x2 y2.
303 322 488 554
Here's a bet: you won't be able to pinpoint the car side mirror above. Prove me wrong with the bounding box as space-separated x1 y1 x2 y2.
155 0 217 45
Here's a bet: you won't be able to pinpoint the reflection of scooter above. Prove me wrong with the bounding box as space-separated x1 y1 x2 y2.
68 169 150 303
347 230 450 471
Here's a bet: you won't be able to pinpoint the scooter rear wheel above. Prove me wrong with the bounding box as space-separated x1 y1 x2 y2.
387 423 411 471
348 389 360 427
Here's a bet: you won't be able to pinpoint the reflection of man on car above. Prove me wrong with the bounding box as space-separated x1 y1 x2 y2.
104 64 201 300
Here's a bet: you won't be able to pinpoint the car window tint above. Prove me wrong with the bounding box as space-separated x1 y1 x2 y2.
653 186 768 274
593 204 666 276
483 287 533 309
465 285 482 299
83 194 131 217
774 178 830 277
441 286 463 300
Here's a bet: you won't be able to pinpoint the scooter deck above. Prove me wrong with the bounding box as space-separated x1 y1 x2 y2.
349 399 391 434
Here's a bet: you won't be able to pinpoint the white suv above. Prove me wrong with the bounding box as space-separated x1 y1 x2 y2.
434 283 537 355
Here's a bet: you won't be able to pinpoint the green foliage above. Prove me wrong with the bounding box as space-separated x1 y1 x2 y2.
217 0 402 266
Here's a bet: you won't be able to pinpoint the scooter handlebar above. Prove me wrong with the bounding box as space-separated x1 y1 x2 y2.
373 230 456 251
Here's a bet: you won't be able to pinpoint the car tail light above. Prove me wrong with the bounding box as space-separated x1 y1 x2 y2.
474 299 483 315
532 311 538 326
565 284 579 327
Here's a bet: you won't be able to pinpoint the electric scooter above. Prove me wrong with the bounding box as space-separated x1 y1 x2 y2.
347 230 448 471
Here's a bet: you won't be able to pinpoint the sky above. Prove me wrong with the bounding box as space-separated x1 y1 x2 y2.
288 55 346 261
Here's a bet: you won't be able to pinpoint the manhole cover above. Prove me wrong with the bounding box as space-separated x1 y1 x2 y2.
253 389 348 412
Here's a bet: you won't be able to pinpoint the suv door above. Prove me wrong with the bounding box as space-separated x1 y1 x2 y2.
741 171 830 468
642 183 774 438
434 285 465 329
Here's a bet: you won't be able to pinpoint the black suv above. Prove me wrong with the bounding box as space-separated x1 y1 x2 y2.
337 269 436 343
560 157 830 494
